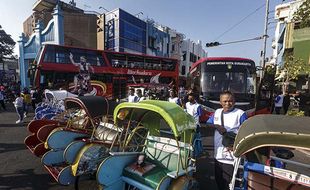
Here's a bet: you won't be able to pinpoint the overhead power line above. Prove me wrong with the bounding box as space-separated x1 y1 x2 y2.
214 3 266 41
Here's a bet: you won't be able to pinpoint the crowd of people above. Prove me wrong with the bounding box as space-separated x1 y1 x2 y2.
273 90 310 116
0 83 42 124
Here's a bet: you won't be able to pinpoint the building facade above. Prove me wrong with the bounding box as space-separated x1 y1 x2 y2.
19 1 207 88
104 8 207 83
272 0 305 67
19 0 98 88
180 39 207 85
104 9 147 54
146 19 170 57
0 57 19 85
273 0 309 90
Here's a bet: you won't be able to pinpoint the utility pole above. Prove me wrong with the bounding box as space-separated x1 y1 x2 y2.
255 0 270 111
261 0 270 78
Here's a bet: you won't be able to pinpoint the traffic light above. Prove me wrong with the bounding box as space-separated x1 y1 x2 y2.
206 42 220 47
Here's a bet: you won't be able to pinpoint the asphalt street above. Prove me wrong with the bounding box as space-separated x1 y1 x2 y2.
0 104 74 190
0 103 218 190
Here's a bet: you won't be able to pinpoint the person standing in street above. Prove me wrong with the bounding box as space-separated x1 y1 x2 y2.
21 88 31 117
274 92 284 114
206 91 247 190
14 93 24 124
185 93 202 124
185 93 203 158
294 91 301 106
168 90 182 106
0 89 6 111
298 91 310 116
128 88 139 102
282 91 291 115
136 89 145 102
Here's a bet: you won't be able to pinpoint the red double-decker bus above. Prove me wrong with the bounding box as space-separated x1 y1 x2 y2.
189 57 274 121
29 44 179 99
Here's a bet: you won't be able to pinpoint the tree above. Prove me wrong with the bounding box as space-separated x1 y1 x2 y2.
293 0 310 29
280 55 310 92
0 25 15 60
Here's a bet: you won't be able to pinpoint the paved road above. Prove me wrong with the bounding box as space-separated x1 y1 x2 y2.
0 103 218 190
0 104 74 190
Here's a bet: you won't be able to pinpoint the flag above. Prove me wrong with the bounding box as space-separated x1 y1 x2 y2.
132 75 137 84
150 73 161 84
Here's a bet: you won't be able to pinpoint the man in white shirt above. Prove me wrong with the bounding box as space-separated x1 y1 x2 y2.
207 91 247 190
168 90 181 106
128 88 138 103
185 93 203 158
136 89 145 102
274 92 284 114
185 93 202 124
14 93 24 124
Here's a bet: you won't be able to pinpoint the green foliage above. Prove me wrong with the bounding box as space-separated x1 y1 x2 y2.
0 25 15 58
293 0 310 29
282 55 310 82
262 65 276 90
286 109 305 116
265 65 276 75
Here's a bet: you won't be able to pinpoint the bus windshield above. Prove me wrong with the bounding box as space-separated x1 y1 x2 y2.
202 71 255 94
199 61 256 100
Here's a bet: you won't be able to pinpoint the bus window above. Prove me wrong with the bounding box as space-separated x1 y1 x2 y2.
229 73 246 93
55 51 66 64
54 46 70 64
86 50 105 66
68 48 105 67
247 77 255 94
43 45 56 63
40 75 44 85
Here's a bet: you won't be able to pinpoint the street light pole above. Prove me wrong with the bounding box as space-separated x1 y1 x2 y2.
261 0 270 76
255 0 270 111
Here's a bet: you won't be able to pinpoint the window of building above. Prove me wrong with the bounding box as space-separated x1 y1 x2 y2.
148 37 156 49
182 52 186 61
172 44 175 52
190 53 197 63
123 39 146 53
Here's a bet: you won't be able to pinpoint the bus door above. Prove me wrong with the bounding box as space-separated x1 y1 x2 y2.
112 77 127 100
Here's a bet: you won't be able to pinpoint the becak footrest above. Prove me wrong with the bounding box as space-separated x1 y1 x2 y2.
44 164 75 185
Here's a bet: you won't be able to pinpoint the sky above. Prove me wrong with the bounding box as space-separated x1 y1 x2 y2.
0 0 289 65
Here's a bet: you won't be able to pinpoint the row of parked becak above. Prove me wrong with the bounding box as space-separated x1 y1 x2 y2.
24 89 310 190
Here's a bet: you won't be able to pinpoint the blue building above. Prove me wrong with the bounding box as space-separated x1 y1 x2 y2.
105 9 147 54
146 19 170 57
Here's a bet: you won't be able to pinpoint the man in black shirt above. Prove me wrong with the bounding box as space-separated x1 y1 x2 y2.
296 91 310 116
282 91 290 115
